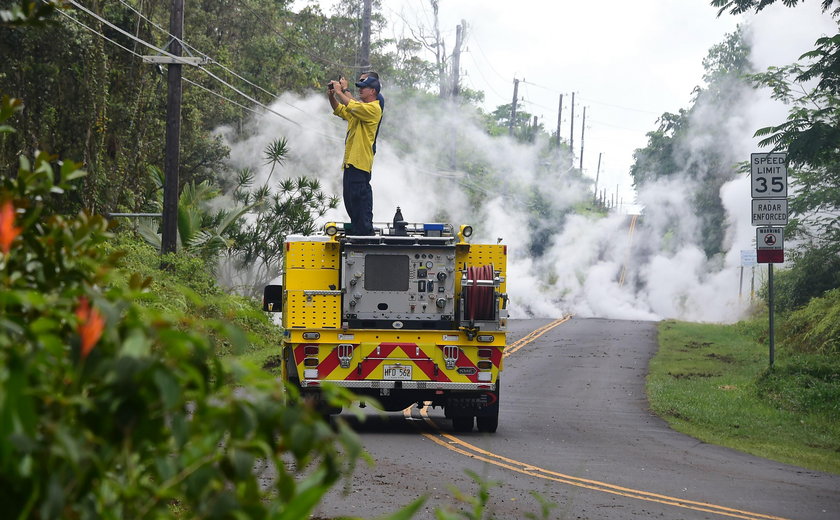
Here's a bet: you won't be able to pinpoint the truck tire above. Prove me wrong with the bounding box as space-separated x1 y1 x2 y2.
476 413 498 433
452 415 474 432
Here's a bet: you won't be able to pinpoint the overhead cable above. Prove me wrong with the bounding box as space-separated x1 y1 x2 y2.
58 1 347 143
65 0 303 127
115 0 291 107
57 6 252 116
113 0 331 120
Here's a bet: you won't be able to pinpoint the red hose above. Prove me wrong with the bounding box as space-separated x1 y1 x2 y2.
466 264 495 321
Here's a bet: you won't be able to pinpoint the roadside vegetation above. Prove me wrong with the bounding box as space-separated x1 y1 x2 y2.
102 232 281 368
648 314 840 475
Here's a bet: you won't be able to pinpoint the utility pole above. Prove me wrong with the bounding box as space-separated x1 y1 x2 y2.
579 106 586 171
451 20 465 98
555 93 563 148
359 0 372 73
161 0 184 255
593 152 602 203
569 92 575 163
509 78 519 136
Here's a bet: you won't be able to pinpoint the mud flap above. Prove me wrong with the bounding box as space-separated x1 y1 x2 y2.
444 389 499 418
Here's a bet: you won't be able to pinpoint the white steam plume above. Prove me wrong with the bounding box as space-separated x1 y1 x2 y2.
218 4 835 323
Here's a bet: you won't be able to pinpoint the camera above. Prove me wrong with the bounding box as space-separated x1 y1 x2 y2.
327 75 344 91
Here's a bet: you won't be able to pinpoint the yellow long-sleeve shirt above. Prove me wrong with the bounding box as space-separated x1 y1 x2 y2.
333 98 383 173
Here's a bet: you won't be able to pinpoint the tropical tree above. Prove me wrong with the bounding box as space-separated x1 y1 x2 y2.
220 139 340 296
136 176 250 263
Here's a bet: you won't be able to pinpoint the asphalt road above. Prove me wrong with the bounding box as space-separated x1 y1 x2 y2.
311 318 840 520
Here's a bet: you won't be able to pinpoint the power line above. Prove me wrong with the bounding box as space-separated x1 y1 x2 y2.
58 2 348 145
520 79 660 115
464 52 508 105
470 37 508 84
116 0 282 104
57 6 262 121
112 0 339 122
183 77 263 116
588 118 651 133
66 0 304 127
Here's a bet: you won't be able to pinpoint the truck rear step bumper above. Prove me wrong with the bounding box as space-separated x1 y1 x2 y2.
300 380 496 391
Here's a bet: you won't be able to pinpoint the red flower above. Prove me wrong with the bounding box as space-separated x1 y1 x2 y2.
76 297 105 359
0 200 22 254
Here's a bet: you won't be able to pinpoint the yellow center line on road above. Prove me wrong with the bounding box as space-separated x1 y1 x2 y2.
503 315 571 358
402 317 792 520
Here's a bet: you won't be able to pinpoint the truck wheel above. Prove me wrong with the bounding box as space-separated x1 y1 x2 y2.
476 413 498 433
452 415 474 432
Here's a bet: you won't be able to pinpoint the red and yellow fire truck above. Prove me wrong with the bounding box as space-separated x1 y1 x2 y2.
263 211 508 432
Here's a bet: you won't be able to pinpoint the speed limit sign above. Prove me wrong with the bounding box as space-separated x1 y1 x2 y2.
751 153 787 199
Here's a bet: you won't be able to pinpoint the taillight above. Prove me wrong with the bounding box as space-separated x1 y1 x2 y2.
477 360 493 370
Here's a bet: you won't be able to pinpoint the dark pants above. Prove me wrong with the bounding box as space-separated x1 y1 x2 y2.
343 165 374 236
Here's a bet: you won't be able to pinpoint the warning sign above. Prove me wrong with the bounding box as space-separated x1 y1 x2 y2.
756 227 784 264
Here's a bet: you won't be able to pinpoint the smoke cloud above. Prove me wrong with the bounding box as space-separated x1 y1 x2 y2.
218 4 836 323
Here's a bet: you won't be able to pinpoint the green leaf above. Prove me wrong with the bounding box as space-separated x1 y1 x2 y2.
120 328 151 358
153 368 181 409
275 469 330 520
374 497 427 520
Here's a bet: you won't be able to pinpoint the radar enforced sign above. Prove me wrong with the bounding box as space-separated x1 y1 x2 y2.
751 199 788 226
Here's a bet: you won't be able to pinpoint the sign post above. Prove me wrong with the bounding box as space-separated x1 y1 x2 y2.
751 152 787 367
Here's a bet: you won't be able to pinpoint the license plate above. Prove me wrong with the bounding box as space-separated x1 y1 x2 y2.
383 364 412 380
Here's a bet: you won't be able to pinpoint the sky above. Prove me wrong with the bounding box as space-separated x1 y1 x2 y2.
224 1 837 322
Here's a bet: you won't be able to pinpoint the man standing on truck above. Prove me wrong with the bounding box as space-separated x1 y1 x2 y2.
328 74 382 236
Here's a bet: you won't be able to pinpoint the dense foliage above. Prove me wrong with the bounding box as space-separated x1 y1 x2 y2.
777 288 840 354
761 246 840 313
0 95 369 518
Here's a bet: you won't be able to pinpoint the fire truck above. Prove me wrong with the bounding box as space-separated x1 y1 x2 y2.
263 209 508 432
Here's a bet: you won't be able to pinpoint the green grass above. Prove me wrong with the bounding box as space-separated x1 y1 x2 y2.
647 320 840 474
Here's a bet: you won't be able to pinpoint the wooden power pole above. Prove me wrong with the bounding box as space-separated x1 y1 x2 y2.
569 92 575 162
509 78 519 136
593 152 602 203
161 0 184 255
555 93 563 148
579 106 586 171
451 21 465 98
